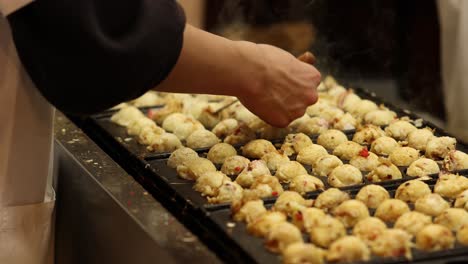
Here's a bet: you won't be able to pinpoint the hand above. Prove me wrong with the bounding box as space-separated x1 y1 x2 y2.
235 42 321 127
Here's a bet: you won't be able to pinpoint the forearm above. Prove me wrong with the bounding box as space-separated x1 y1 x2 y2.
157 25 264 97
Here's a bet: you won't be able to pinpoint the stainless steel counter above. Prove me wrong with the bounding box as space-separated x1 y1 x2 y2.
53 113 220 264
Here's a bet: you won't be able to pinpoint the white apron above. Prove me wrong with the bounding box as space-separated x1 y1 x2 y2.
0 2 55 264
438 0 468 142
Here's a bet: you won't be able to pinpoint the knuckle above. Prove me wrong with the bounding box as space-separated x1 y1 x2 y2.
316 71 322 81
280 116 292 128
305 92 318 105
291 108 306 120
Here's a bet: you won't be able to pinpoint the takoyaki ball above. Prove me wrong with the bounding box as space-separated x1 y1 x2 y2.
249 118 290 140
261 152 289 172
314 155 344 177
223 124 256 145
111 106 145 127
374 199 410 223
366 161 403 182
248 211 287 237
370 136 400 156
395 179 432 203
146 132 182 152
292 208 326 232
355 184 390 209
349 99 379 118
385 120 417 141
309 215 346 248
395 211 432 236
110 102 128 110
176 157 216 181
328 164 363 188
131 91 164 107
416 224 455 251
149 99 184 124
137 125 165 145
434 208 468 232
323 78 347 93
333 200 370 228
232 200 267 224
389 147 420 167
296 117 329 135
194 171 231 197
289 174 325 195
352 125 386 145
320 108 345 123
363 109 397 126
407 128 434 151
349 151 380 172
181 97 207 120
457 224 468 246
235 160 271 188
221 101 257 124
186 129 220 149
314 188 350 212
207 181 243 204
197 103 222 129
265 222 303 253
371 229 412 259
296 144 328 166
454 189 468 209
261 127 291 142
288 114 311 131
352 217 387 245
212 118 239 138
316 129 348 150
425 136 457 160
173 120 205 141
340 92 362 112
275 161 308 183
306 100 334 117
407 158 440 177
221 155 250 176
207 143 237 164
167 147 199 168
434 173 468 199
242 139 277 159
326 236 371 263
127 117 160 136
281 133 313 156
332 141 364 160
332 113 358 131
443 150 468 172
162 113 190 132
415 193 450 217
250 174 284 198
282 243 326 264
273 191 311 217
163 92 192 101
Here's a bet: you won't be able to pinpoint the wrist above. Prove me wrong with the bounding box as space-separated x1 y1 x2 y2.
229 40 267 99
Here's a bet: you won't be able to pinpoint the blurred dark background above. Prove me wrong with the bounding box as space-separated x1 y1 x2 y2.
203 0 444 121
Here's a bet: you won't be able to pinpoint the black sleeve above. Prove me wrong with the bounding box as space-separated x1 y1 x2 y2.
7 0 186 115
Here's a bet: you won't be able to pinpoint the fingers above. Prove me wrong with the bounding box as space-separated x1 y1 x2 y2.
254 107 291 128
297 51 316 65
237 46 322 128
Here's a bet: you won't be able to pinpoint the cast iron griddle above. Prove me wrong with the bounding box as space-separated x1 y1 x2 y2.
77 87 468 264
